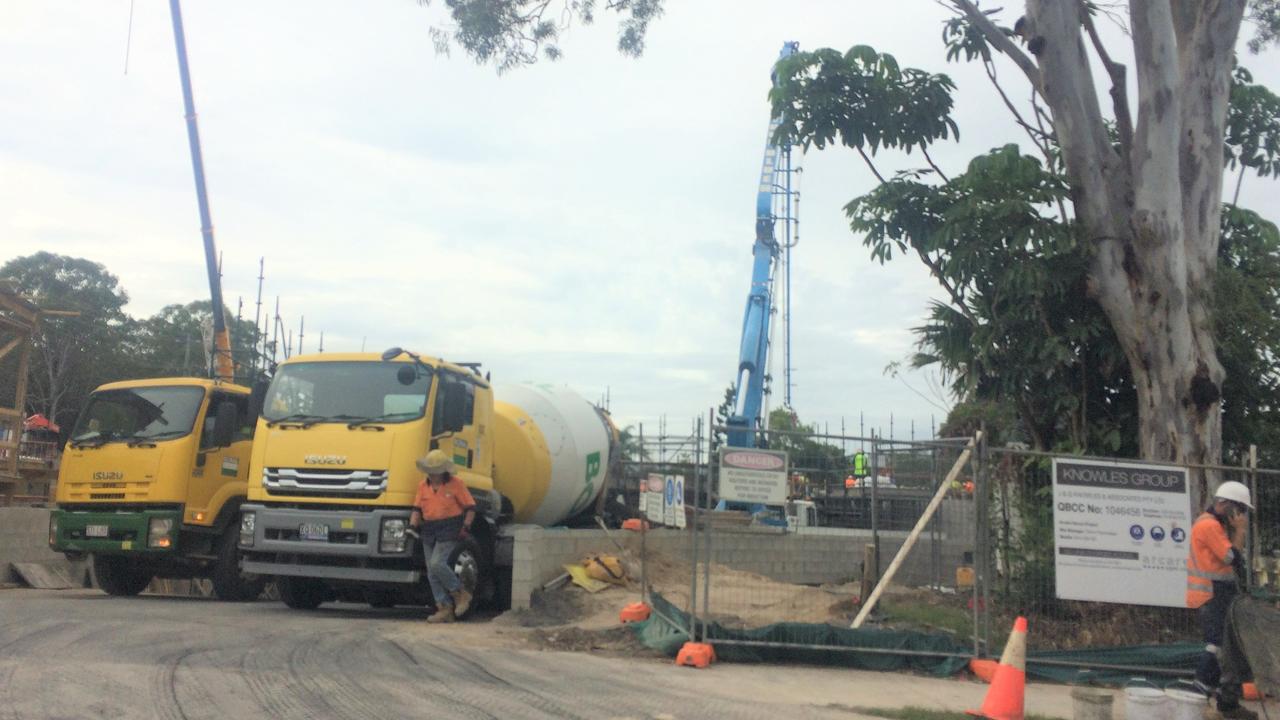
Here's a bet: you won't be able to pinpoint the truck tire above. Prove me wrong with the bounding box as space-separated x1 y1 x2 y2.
448 538 486 619
92 555 153 597
210 527 267 602
277 576 326 610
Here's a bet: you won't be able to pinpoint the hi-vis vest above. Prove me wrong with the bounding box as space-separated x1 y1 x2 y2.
854 453 868 477
1186 512 1236 609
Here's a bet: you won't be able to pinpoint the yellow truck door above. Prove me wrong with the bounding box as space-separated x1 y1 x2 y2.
433 372 493 491
185 391 252 527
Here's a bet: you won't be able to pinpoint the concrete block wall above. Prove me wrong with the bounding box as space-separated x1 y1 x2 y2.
504 518 975 610
0 507 85 584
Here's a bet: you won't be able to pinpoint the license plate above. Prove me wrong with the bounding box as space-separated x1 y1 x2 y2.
85 525 109 538
299 523 329 542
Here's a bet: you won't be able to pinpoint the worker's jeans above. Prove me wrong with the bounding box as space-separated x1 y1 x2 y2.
1195 583 1242 710
422 536 461 607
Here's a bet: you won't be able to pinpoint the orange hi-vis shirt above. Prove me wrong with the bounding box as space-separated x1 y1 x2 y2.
413 476 476 522
1186 512 1236 608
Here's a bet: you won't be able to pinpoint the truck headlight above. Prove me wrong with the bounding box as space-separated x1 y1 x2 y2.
239 512 256 548
380 518 407 553
148 517 175 549
49 515 58 547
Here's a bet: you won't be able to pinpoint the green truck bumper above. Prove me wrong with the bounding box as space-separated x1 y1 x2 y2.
50 509 181 555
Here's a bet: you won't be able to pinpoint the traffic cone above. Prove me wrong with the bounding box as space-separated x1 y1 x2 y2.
967 616 1027 720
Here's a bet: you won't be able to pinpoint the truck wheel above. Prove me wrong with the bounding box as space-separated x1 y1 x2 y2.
448 538 487 619
277 576 326 610
92 555 153 597
210 527 267 602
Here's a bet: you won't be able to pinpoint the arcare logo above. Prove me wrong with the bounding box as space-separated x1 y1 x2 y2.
724 451 784 470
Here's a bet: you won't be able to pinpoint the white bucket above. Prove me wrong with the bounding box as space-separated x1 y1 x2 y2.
1164 680 1208 720
1069 687 1113 720
1124 679 1169 720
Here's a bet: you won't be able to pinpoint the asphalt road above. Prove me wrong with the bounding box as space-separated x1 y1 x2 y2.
0 589 879 720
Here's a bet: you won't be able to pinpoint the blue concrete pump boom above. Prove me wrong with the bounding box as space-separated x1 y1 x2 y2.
725 41 799 448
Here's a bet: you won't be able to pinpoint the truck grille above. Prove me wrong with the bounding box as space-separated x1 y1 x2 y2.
262 467 389 498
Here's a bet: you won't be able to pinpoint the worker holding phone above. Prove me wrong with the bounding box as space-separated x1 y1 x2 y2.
1187 481 1257 720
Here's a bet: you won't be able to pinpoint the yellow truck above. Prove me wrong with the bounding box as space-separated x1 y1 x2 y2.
238 348 616 614
49 377 266 600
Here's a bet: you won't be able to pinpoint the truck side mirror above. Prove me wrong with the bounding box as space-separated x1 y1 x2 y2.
212 401 237 448
248 379 269 421
443 397 467 433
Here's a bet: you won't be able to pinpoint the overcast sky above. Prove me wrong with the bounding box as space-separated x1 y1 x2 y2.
3 2 1278 441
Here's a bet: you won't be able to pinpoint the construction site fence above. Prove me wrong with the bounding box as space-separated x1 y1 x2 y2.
980 444 1280 657
615 419 1280 674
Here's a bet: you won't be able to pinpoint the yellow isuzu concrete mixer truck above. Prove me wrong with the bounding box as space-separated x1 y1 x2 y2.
238 348 616 614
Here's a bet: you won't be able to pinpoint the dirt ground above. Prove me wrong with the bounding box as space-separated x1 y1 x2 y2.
0 587 1099 720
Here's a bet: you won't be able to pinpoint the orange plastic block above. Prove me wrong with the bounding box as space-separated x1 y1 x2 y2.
619 602 651 623
969 658 999 684
676 642 716 668
622 519 650 531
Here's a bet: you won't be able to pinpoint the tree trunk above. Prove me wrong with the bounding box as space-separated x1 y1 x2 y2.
1017 0 1244 503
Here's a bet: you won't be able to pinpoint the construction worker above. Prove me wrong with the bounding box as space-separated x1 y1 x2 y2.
406 449 475 623
853 449 868 482
1187 480 1256 720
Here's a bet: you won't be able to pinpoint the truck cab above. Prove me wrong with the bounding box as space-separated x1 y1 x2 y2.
50 377 264 600
239 352 503 612
239 350 616 615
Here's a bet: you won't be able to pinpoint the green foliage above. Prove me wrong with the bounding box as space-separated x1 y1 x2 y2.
1216 206 1280 466
0 252 138 433
1246 0 1280 53
133 300 262 380
762 407 850 483
852 145 1133 454
771 46 958 157
936 399 1019 447
422 0 663 71
2 252 273 434
1226 67 1280 180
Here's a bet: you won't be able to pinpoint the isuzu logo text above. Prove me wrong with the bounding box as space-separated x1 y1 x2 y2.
304 455 347 465
93 471 124 480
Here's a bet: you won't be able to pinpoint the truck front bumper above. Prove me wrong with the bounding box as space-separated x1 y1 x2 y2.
239 504 420 584
50 508 181 555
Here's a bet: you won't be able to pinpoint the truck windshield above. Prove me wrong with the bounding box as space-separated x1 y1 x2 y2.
262 361 433 424
70 386 205 445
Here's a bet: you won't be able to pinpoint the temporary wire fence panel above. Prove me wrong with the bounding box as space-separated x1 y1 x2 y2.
621 421 1276 675
687 426 978 660
979 447 1276 654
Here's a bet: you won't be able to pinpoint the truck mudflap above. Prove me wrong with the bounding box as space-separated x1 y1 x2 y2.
50 508 181 555
239 504 420 584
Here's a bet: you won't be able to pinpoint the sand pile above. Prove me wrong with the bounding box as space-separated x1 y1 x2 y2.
512 550 862 631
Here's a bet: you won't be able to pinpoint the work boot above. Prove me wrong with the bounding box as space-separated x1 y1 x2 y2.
1218 706 1259 720
451 589 472 617
426 605 455 624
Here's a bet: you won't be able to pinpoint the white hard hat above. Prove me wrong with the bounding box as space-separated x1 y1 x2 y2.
1214 480 1254 510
